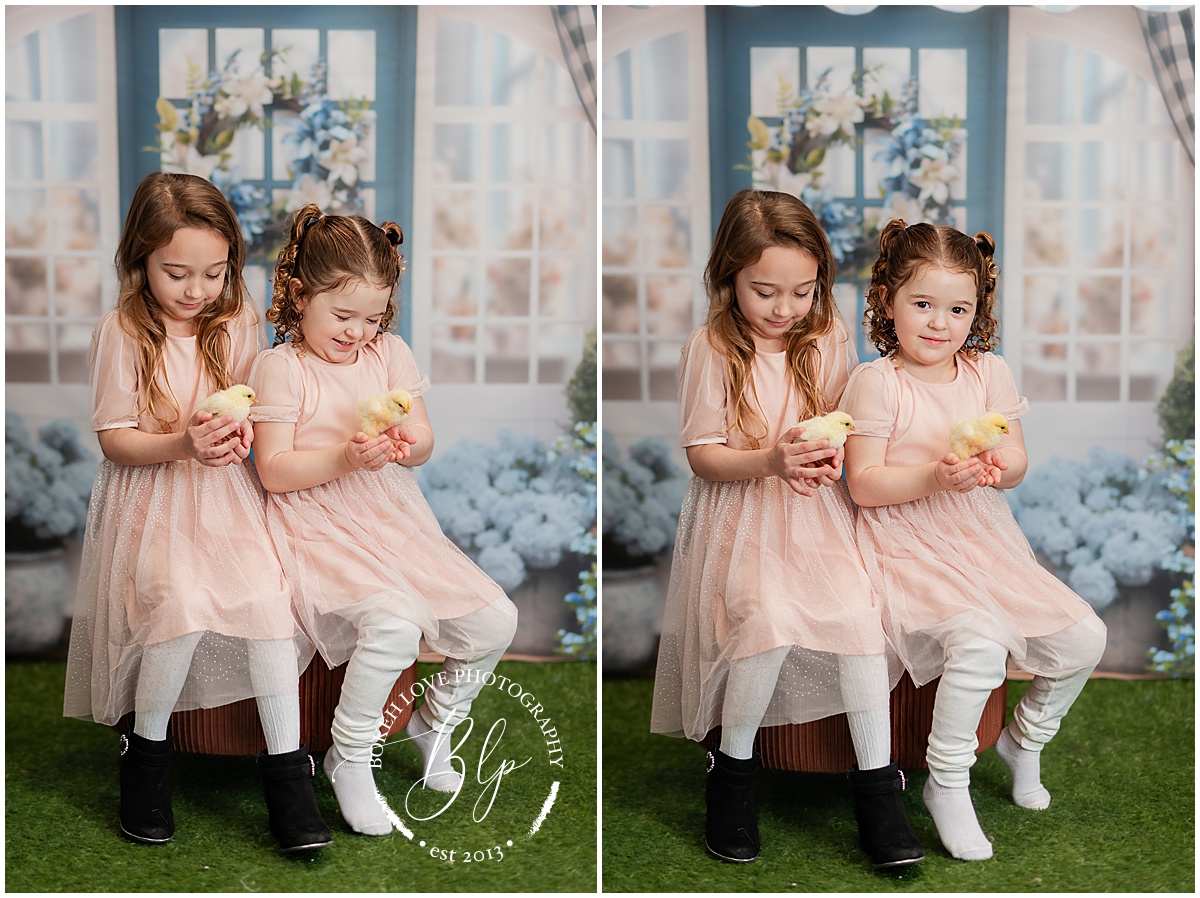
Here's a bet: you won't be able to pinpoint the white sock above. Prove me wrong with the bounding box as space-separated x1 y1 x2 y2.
922 777 993 861
133 710 172 742
134 632 203 740
995 727 1051 809
256 693 301 755
719 725 758 760
322 744 395 836
717 648 789 759
846 708 892 771
248 638 301 755
405 708 465 792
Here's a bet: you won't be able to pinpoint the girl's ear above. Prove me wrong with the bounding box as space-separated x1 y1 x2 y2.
289 278 306 310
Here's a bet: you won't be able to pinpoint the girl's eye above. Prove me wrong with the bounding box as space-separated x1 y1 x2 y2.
755 291 774 299
367 319 380 326
952 306 970 315
794 291 811 300
335 315 349 322
167 274 184 282
915 300 930 309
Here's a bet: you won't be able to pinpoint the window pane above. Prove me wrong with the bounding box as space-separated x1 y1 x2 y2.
215 28 264 74
1026 35 1074 125
540 188 585 252
1025 209 1069 268
602 205 637 267
1131 207 1174 269
57 323 95 383
1077 343 1121 400
6 188 48 250
486 190 533 251
602 138 635 199
435 18 484 106
1023 342 1069 401
431 323 476 384
644 206 690 269
751 47 799 118
642 139 689 200
543 122 583 184
7 121 44 182
6 258 48 315
484 324 530 383
1130 276 1172 337
540 259 580 318
491 31 537 106
807 46 855 90
1023 275 1070 339
1025 142 1069 201
1081 50 1126 126
228 123 265 181
490 123 536 184
1134 75 1171 126
55 257 102 317
1132 142 1177 203
6 324 51 383
862 47 910 101
1078 208 1124 270
49 122 99 182
825 142 857 197
1080 141 1124 202
271 29 320 84
602 275 638 334
432 256 477 318
536 323 578 384
159 30 208 99
1129 341 1176 401
328 31 375 101
486 259 531 317
639 32 689 121
602 50 633 121
603 340 641 400
434 123 482 182
646 276 692 335
649 340 683 400
6 31 41 102
433 189 479 250
273 109 299 180
47 13 97 103
1077 276 1123 335
918 49 967 119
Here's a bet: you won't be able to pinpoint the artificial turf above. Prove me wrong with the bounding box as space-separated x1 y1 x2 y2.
5 659 596 893
602 676 1195 893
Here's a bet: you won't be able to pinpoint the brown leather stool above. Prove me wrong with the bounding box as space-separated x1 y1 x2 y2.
704 674 1007 772
116 660 419 755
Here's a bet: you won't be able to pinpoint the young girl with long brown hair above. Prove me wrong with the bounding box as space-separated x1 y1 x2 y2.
249 204 517 836
650 189 923 869
64 171 329 853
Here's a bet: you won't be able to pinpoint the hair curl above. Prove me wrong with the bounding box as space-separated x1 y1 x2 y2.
114 171 250 433
704 189 842 449
863 219 1000 358
267 204 406 347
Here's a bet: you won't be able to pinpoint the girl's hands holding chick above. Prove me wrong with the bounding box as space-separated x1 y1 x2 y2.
383 424 417 462
184 411 247 467
772 426 839 497
935 452 991 492
974 447 1008 487
345 432 396 471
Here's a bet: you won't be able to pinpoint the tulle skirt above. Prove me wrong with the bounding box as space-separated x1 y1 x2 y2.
265 464 507 668
650 476 899 741
64 458 309 725
855 486 1106 687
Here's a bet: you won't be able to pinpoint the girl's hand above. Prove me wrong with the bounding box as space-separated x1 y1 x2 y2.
229 419 254 463
772 426 838 497
184 411 244 467
345 432 395 471
975 448 1008 487
383 423 416 462
935 452 986 492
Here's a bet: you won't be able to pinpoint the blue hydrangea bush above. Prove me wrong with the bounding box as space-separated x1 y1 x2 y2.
1144 440 1194 677
5 412 98 553
601 432 689 570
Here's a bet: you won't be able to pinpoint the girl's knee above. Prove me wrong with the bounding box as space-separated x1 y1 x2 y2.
943 635 1009 688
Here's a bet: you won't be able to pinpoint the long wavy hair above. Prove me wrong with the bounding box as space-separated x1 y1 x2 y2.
114 171 249 433
704 189 841 448
863 219 1000 358
267 203 405 347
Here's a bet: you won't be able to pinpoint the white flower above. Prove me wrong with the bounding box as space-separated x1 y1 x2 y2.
215 71 274 121
163 141 221 180
285 173 333 212
761 160 813 197
878 192 927 228
319 133 368 187
910 155 958 206
806 89 865 139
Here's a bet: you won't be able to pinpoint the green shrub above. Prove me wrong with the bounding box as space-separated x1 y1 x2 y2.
1157 339 1194 445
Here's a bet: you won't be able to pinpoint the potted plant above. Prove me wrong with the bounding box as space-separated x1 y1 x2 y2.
5 412 98 653
601 432 688 672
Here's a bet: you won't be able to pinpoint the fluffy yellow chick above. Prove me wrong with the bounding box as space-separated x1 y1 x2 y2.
949 412 1010 460
194 384 256 422
790 411 856 448
357 388 413 438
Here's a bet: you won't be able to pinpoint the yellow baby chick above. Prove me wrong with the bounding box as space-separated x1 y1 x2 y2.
357 388 413 438
949 412 1010 460
194 384 256 423
791 411 856 449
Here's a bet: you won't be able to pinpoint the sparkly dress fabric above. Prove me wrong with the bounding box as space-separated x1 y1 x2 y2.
248 335 507 668
650 322 899 741
841 353 1106 688
64 306 308 726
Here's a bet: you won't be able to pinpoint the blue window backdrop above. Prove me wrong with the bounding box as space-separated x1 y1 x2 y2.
706 5 1008 356
116 6 416 340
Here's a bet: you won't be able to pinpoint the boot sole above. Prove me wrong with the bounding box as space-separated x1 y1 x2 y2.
705 840 758 863
873 853 925 869
279 838 333 853
119 825 173 845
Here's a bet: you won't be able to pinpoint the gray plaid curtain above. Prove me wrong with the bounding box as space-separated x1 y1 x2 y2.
1137 7 1195 166
551 5 596 133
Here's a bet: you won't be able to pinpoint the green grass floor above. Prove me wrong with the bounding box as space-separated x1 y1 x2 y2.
6 659 596 893
602 676 1194 893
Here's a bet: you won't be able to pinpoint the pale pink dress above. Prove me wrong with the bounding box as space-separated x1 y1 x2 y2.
841 353 1105 687
650 322 898 742
64 306 305 726
248 335 506 667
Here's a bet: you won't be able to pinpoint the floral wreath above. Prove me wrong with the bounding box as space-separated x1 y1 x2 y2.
154 48 375 259
744 67 966 278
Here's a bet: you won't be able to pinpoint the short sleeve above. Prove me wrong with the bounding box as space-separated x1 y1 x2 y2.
248 349 301 424
88 311 141 432
380 334 431 398
226 304 267 384
841 362 894 439
819 318 859 408
678 329 730 448
980 353 1030 420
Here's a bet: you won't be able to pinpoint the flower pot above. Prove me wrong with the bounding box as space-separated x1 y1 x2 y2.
601 565 661 673
6 548 71 655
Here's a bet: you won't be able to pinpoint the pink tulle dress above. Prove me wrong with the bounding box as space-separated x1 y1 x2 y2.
248 335 507 667
841 353 1105 687
64 306 307 726
650 322 898 741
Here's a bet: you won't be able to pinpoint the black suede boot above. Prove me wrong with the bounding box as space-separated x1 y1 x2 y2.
119 731 174 844
705 749 760 862
257 747 333 852
847 762 925 869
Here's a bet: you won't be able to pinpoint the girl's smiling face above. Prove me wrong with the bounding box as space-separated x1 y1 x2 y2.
295 278 392 364
885 264 978 382
733 244 819 352
146 227 229 337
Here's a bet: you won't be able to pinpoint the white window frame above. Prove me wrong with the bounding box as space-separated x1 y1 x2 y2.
1004 5 1195 466
411 5 597 448
5 5 120 453
601 6 710 459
